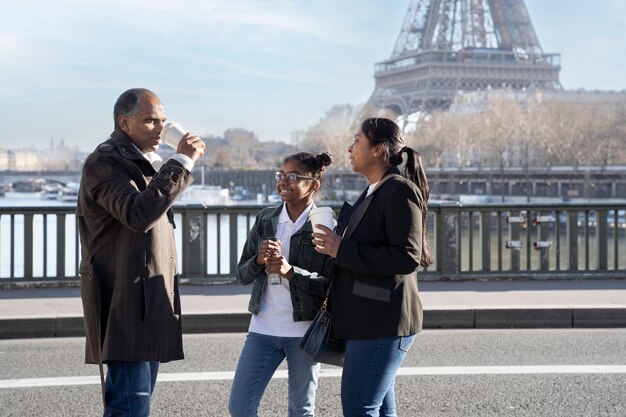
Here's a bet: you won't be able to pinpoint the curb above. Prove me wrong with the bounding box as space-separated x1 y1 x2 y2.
424 308 626 329
1 308 625 339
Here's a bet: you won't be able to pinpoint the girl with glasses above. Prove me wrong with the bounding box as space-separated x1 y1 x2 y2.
229 152 334 417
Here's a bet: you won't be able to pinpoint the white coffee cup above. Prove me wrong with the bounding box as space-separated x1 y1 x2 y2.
309 207 335 237
161 122 187 148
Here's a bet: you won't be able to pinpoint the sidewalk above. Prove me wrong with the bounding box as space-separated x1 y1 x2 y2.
1 279 625 339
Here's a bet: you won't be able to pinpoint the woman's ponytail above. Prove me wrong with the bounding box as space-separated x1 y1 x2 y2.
401 147 433 269
359 118 433 268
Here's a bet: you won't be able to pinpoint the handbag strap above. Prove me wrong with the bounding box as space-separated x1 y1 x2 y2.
320 272 335 313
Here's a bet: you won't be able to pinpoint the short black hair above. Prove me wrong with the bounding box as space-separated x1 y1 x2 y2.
113 88 156 129
282 152 333 180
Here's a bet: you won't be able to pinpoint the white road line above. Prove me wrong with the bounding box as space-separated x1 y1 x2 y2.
1 365 625 389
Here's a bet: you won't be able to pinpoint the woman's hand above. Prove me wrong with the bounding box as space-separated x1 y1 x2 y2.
255 239 282 266
312 224 341 258
265 256 294 280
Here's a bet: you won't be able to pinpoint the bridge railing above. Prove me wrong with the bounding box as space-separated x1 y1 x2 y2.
1 202 625 283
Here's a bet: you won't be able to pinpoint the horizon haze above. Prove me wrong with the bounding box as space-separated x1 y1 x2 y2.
0 0 625 151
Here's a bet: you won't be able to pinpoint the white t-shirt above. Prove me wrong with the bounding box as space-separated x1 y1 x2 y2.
366 181 379 197
249 203 315 337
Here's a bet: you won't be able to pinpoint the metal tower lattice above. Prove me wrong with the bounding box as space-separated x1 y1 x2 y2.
369 0 562 116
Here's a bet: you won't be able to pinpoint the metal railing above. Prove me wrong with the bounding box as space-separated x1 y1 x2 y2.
1 202 625 283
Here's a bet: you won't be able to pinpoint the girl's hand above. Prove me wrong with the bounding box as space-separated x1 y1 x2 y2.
266 256 294 280
255 239 282 266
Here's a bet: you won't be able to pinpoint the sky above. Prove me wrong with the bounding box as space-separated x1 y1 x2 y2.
0 0 625 151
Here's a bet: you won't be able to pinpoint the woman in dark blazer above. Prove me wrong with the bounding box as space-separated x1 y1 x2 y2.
313 117 432 417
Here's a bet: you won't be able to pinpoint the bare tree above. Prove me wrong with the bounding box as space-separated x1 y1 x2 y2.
403 94 626 176
474 96 523 200
296 104 363 171
408 110 450 167
585 104 626 165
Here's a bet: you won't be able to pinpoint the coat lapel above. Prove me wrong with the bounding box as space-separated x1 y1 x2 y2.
341 174 403 240
336 189 367 236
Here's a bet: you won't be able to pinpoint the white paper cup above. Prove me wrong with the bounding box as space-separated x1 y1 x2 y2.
161 122 187 148
309 207 335 236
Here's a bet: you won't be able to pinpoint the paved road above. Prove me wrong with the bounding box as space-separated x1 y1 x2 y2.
1 329 625 416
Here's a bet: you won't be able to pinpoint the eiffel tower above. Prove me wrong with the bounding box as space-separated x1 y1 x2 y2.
369 0 562 117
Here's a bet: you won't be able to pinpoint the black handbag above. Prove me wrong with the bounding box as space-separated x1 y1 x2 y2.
300 295 345 366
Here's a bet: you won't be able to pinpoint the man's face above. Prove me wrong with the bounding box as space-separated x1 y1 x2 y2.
119 94 166 153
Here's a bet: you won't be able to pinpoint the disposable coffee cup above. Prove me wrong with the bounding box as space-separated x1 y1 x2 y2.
309 207 335 236
161 122 187 148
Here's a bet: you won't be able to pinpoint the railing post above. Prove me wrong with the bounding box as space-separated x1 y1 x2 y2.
57 214 66 278
10 214 15 278
566 211 578 270
42 214 48 277
24 213 34 279
181 206 206 278
537 211 551 271
597 210 608 270
480 211 491 271
436 206 459 277
509 212 522 271
229 214 238 275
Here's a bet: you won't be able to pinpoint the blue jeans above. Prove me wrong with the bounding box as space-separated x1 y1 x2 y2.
103 361 159 417
341 334 416 417
229 332 321 417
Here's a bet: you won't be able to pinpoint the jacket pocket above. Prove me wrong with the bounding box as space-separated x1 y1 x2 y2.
352 280 391 303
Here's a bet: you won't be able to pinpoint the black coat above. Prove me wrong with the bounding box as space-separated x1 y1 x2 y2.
330 170 424 339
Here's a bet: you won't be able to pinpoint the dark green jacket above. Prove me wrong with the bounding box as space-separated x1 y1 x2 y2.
236 204 334 321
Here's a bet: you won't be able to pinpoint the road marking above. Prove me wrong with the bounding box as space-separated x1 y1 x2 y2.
1 365 626 389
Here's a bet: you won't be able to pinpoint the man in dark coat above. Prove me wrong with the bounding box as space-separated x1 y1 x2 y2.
77 88 205 416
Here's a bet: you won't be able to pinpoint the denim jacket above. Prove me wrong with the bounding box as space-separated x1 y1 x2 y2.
236 204 334 322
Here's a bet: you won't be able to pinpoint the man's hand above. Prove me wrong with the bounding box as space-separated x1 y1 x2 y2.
177 133 206 162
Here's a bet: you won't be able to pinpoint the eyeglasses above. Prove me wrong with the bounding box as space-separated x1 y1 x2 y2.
275 172 315 183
